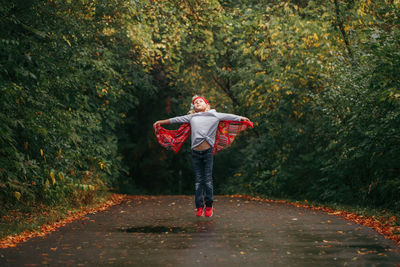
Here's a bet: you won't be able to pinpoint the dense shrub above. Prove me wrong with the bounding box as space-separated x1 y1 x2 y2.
1 0 398 212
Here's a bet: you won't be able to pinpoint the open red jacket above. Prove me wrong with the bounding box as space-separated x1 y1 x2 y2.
154 120 253 155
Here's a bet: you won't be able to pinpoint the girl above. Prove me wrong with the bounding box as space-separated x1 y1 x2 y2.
153 95 252 217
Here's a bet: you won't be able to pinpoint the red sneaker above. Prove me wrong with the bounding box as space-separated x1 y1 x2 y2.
196 207 204 217
205 207 213 217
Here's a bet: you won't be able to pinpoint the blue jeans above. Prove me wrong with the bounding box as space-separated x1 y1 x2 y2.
191 148 214 208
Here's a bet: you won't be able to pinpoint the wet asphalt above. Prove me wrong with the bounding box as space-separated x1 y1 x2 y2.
0 195 399 266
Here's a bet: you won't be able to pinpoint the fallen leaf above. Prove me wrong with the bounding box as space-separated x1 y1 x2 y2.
357 250 377 255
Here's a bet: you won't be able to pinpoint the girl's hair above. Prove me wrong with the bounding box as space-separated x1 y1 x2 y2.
188 94 211 114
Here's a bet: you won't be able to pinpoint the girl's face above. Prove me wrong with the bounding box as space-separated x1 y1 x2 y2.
193 98 208 112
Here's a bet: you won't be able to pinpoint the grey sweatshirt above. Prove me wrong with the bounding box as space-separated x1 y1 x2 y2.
169 109 242 149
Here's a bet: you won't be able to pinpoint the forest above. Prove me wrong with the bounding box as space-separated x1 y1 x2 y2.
1 0 399 215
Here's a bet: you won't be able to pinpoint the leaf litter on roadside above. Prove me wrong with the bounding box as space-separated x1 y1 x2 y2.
0 194 127 248
230 194 400 248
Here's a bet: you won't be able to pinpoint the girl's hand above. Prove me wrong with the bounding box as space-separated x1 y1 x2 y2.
241 117 250 122
153 121 161 128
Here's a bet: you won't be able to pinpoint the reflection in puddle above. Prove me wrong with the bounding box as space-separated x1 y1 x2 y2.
119 221 215 235
120 226 186 233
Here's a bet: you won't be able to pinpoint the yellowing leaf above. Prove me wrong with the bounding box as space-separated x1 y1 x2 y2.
58 172 64 181
14 192 21 201
40 149 44 156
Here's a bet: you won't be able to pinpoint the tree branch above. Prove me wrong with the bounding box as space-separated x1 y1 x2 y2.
334 0 353 60
212 74 240 108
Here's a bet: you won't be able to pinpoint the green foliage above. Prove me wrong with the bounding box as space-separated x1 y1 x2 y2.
0 0 155 210
218 0 400 211
1 0 399 213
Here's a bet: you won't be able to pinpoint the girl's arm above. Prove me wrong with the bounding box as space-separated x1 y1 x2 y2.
153 114 192 128
216 112 250 122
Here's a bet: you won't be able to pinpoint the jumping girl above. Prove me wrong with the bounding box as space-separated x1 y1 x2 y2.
153 95 253 217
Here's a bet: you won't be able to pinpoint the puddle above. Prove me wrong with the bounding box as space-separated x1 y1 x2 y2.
120 226 188 234
119 222 215 234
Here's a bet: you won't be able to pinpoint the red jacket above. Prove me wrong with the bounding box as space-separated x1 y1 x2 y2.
154 120 253 155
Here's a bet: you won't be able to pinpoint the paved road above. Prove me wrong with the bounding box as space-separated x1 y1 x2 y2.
1 195 399 266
